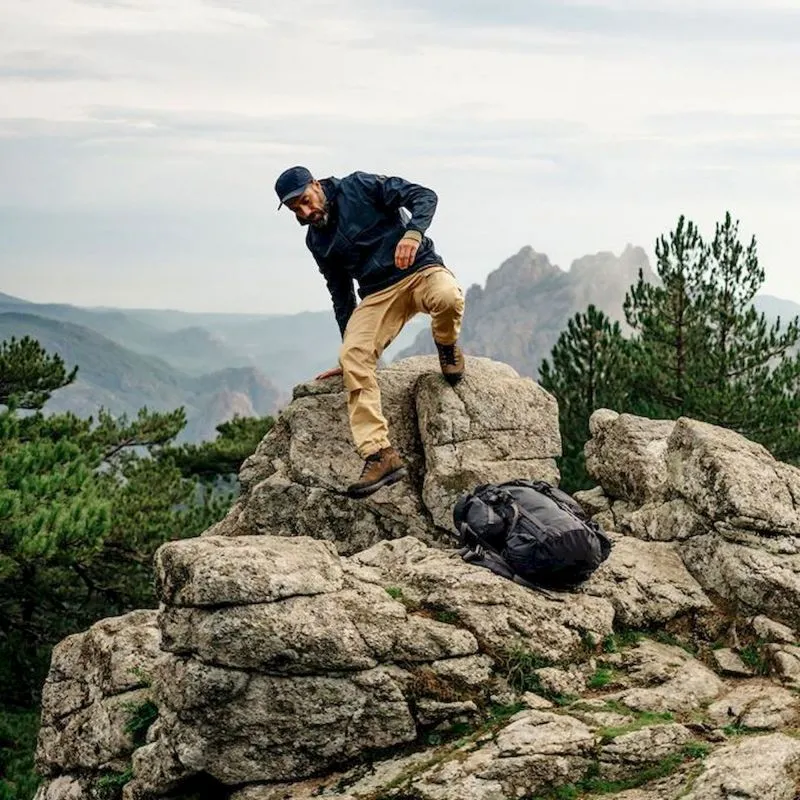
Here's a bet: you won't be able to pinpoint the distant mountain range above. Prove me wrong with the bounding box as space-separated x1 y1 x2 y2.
0 292 424 442
0 312 280 443
3 252 797 442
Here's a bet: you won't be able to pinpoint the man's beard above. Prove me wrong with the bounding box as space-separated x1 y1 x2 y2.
297 206 329 228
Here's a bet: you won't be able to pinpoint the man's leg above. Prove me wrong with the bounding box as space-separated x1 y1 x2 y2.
410 267 466 384
339 284 414 497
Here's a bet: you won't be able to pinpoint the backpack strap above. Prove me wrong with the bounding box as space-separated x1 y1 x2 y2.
502 478 595 524
456 518 519 578
513 501 551 544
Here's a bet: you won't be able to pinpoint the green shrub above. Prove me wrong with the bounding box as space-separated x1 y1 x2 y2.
123 699 158 747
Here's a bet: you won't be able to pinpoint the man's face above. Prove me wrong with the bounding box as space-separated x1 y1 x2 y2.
286 180 328 227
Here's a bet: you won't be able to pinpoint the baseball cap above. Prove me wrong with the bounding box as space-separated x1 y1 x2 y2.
275 166 314 208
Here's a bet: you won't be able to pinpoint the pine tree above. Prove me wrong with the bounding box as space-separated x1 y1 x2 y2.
540 305 630 491
624 212 800 460
0 408 111 705
623 215 709 418
694 213 800 459
0 336 77 409
0 344 230 707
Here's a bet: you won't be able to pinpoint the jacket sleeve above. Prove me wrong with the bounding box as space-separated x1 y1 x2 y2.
315 256 357 339
359 172 438 243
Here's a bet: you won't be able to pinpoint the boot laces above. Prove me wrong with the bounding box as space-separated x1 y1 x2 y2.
360 450 383 477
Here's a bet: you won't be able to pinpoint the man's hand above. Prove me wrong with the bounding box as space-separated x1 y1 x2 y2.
315 366 343 380
395 237 420 269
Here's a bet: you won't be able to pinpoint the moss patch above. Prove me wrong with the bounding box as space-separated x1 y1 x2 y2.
385 586 421 612
529 741 709 798
597 710 675 743
586 668 615 690
739 641 770 675
493 645 577 705
95 767 133 800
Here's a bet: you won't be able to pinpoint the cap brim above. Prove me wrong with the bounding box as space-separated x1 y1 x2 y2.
276 184 309 210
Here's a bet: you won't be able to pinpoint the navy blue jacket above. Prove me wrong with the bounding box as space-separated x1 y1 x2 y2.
306 172 444 337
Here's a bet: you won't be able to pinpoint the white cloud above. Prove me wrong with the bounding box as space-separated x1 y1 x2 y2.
7 0 268 36
0 0 798 312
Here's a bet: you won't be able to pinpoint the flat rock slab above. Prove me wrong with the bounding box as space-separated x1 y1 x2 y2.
683 733 800 800
155 535 343 606
707 681 800 730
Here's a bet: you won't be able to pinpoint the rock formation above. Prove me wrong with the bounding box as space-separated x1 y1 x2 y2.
34 358 800 800
579 409 800 629
210 356 560 547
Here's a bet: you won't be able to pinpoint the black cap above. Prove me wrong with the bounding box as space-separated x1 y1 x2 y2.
275 166 314 208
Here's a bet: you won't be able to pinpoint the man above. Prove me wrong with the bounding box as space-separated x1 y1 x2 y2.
275 165 466 499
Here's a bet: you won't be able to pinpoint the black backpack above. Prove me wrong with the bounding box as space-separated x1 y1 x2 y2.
452 479 613 590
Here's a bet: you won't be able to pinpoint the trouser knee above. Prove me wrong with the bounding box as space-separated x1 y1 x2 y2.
429 284 464 316
339 342 377 392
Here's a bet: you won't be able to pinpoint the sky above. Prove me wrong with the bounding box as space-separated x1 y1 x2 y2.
1 0 799 314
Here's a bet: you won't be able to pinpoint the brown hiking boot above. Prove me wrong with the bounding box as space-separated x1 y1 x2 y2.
435 341 465 386
346 446 408 499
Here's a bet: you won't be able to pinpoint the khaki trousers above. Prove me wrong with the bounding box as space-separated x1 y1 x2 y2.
339 266 465 458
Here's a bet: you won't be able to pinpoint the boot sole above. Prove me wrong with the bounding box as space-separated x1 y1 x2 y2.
347 466 408 499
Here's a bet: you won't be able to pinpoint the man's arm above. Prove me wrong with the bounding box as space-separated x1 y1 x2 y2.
316 258 357 338
353 172 438 268
356 172 438 244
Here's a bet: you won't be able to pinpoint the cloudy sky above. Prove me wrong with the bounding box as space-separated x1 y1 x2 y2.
1 0 799 314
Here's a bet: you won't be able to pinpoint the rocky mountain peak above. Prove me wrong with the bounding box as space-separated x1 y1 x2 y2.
568 242 651 280
483 246 562 294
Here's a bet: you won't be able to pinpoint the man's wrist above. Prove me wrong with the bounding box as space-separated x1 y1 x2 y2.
401 230 423 244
